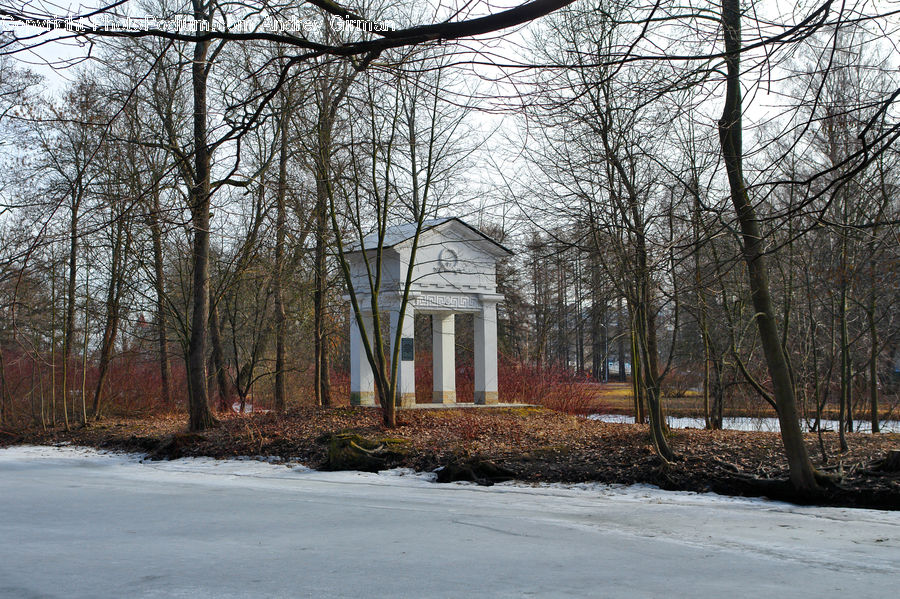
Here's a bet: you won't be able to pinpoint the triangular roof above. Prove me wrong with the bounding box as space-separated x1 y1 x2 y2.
347 217 513 256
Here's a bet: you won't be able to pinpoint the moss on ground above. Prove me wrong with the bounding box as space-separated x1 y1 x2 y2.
321 432 410 472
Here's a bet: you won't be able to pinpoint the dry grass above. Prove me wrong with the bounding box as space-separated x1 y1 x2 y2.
583 381 899 423
584 382 711 416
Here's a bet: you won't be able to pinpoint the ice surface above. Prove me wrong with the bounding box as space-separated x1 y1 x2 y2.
1 445 898 598
587 413 900 433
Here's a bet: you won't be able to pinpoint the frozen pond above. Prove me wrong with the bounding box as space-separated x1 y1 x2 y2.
587 413 900 433
1 446 898 598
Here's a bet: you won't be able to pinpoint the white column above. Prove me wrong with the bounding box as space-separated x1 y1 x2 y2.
474 302 499 405
432 314 456 404
349 311 375 406
389 307 416 408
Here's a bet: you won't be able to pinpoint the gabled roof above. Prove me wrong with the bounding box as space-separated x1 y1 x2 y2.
346 217 513 256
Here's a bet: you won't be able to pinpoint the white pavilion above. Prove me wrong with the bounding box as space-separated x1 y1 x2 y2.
345 218 512 407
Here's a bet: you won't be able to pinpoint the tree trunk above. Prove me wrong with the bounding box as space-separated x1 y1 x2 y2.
310 63 361 410
612 156 674 460
710 356 724 430
209 288 229 412
80 275 89 425
868 293 879 433
0 350 9 426
719 0 819 494
557 254 568 368
629 312 645 424
50 270 57 426
701 325 712 429
30 356 36 425
313 165 331 407
575 257 585 374
186 2 218 432
838 271 850 450
635 280 674 461
149 191 172 408
617 296 626 382
806 268 822 431
591 273 604 380
691 185 713 429
273 110 289 412
91 219 126 420
39 365 46 430
62 200 78 431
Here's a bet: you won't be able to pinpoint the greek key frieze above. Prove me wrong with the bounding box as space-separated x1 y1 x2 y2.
415 294 479 310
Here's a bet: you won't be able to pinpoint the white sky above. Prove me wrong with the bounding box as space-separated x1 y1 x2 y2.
5 0 899 236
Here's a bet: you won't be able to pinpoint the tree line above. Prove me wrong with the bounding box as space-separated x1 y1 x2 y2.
0 0 898 495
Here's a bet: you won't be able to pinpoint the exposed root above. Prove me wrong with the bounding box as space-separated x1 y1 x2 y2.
349 440 385 455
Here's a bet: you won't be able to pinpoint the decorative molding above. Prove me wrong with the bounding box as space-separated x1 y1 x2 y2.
414 294 480 310
437 248 459 271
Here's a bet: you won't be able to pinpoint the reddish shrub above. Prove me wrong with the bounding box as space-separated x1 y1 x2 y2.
498 357 595 414
415 351 595 413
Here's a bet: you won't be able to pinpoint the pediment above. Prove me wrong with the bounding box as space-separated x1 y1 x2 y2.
347 218 512 261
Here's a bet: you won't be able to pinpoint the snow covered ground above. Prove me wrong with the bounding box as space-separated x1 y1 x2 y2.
1 446 898 598
587 413 900 433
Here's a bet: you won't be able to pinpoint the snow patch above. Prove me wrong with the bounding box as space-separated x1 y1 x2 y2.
3 445 898 598
0 445 874 512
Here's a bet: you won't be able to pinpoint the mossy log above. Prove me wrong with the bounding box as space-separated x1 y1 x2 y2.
321 432 409 472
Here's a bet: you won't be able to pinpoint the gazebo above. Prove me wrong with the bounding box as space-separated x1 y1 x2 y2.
345 218 512 407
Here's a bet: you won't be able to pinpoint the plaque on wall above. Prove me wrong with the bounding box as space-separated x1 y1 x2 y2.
401 338 414 361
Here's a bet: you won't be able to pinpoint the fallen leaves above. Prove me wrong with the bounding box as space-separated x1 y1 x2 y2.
5 406 898 509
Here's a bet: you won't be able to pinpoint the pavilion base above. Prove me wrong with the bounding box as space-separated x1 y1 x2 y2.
432 391 457 404
351 402 535 410
404 402 533 410
474 391 499 405
395 393 417 408
350 392 376 407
